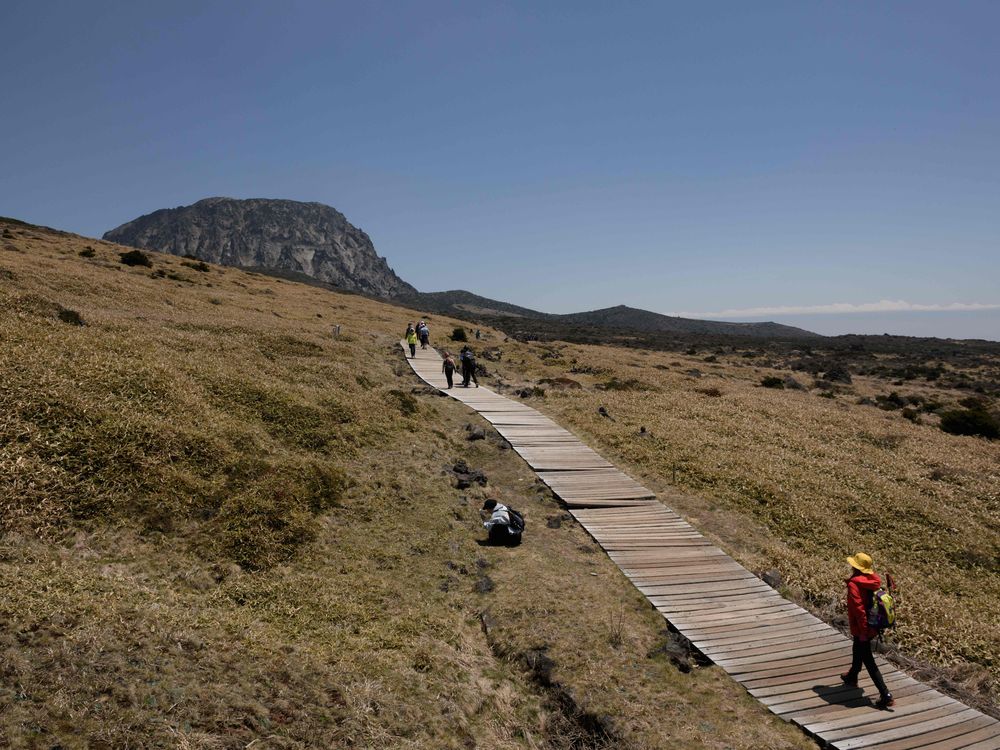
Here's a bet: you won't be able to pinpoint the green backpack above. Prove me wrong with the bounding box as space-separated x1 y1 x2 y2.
866 573 897 634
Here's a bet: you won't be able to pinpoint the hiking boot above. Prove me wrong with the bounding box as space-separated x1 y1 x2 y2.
875 694 895 710
840 673 858 687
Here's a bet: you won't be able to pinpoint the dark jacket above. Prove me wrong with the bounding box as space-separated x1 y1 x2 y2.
846 571 882 640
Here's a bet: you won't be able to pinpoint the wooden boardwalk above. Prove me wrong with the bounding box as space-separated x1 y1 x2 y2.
402 342 1000 749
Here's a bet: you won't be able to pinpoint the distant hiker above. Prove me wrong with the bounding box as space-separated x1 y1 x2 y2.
481 499 523 546
840 552 894 709
405 323 418 358
442 351 457 389
460 345 479 388
475 329 481 340
417 320 430 349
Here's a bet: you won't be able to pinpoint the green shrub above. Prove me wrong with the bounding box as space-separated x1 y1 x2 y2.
78 247 96 258
451 327 468 342
761 376 784 389
939 408 999 440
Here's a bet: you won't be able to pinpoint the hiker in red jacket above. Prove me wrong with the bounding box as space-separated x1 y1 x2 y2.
841 552 894 709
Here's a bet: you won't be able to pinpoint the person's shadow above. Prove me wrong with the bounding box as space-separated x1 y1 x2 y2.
811 683 876 709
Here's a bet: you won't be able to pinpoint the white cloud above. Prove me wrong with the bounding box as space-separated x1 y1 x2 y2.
672 300 1000 318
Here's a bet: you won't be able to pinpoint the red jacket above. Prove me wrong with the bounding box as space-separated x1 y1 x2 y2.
846 571 882 640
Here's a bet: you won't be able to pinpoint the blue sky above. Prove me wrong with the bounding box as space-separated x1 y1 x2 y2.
2 1 998 339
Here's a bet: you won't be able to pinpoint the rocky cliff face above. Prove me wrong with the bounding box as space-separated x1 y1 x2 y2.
104 197 416 298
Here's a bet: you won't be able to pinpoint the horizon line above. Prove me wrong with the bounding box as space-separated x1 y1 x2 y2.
669 300 1000 318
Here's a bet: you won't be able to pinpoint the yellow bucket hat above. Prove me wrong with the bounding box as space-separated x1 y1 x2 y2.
846 552 875 574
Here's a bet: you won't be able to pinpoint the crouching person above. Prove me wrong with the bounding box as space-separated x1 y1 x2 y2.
481 499 524 546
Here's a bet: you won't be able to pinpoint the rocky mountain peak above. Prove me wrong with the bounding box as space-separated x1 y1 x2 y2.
103 197 416 298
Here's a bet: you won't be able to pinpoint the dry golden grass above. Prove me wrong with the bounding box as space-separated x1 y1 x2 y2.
487 340 1000 708
0 221 812 748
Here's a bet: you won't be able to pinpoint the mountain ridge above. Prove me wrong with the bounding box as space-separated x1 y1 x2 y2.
104 198 818 338
399 291 821 339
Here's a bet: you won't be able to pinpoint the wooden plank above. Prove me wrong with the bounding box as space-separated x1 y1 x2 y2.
676 611 819 637
721 642 852 674
866 716 999 750
806 694 958 734
665 603 804 627
773 679 927 718
821 705 970 745
692 621 834 648
652 592 790 612
750 672 915 701
736 656 852 686
833 708 982 749
763 675 922 715
706 631 844 661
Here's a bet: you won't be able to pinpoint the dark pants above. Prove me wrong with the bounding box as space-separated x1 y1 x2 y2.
847 637 889 698
409 343 416 357
444 367 454 388
487 524 520 546
462 362 478 387
488 524 508 545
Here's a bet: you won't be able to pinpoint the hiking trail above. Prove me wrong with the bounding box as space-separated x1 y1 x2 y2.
402 341 1000 750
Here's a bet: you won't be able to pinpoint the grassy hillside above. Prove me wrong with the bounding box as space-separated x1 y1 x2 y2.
486 340 1000 711
0 220 814 748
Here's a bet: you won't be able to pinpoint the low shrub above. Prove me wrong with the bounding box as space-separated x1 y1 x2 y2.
119 249 152 267
388 389 419 416
876 391 906 410
822 366 852 384
761 376 784 389
599 377 655 392
57 308 85 326
78 247 96 258
181 259 211 272
208 461 350 569
451 327 468 342
939 407 999 440
539 377 582 389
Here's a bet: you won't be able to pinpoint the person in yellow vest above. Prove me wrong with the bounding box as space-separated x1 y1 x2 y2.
405 323 417 358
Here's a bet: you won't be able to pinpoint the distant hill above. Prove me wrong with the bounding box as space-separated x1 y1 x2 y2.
396 289 545 319
554 304 819 338
399 292 820 339
104 197 416 298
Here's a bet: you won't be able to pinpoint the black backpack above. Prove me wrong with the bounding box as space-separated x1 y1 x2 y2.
507 507 525 533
